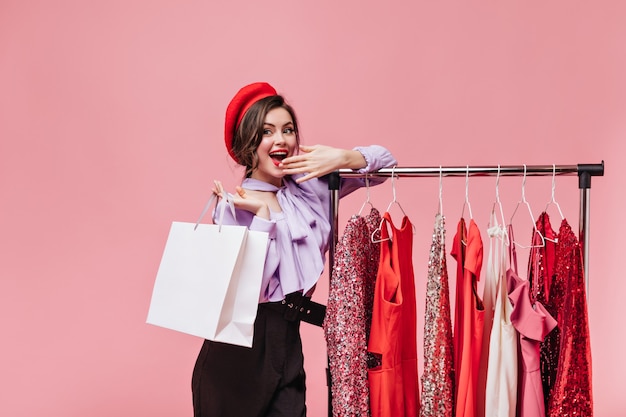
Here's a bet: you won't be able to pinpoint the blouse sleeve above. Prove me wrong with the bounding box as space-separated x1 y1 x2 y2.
213 198 279 301
212 198 277 238
338 145 397 197
353 145 397 173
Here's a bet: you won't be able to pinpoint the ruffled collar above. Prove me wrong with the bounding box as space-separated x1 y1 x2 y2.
242 176 328 295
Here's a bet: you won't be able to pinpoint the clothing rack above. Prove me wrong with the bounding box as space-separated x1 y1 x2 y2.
325 162 604 417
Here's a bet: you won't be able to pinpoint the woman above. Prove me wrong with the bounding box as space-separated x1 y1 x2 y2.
192 82 396 417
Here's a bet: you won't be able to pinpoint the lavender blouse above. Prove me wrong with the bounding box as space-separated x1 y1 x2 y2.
213 145 396 303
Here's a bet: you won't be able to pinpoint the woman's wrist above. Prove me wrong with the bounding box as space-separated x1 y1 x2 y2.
343 149 367 170
255 205 270 220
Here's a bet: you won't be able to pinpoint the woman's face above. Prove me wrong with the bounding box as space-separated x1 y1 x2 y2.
250 106 298 187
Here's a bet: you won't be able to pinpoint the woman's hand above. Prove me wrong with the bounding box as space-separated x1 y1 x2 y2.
212 180 270 219
280 145 367 183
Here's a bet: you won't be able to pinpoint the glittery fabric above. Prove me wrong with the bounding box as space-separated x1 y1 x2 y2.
420 214 454 417
528 212 557 306
528 212 558 409
323 208 381 417
547 219 593 417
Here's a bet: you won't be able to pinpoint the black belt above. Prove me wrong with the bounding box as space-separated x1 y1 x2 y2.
260 292 326 327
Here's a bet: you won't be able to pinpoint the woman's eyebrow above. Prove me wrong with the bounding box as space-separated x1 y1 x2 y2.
263 121 294 127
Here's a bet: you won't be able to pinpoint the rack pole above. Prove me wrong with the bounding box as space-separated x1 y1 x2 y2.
334 164 601 178
580 187 591 293
578 165 597 294
331 163 604 290
327 172 341 417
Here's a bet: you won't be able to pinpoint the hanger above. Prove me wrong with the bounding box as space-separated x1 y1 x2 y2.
459 165 474 245
372 167 401 243
358 173 374 216
544 164 565 220
372 166 415 243
461 165 474 220
539 164 563 244
489 164 509 244
509 164 545 248
384 166 407 216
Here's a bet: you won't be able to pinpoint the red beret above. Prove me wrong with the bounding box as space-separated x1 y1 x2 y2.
224 82 277 162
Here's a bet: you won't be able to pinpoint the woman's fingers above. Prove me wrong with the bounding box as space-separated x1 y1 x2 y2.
235 185 247 198
212 180 224 197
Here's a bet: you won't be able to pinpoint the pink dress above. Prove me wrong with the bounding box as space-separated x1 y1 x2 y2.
507 225 557 417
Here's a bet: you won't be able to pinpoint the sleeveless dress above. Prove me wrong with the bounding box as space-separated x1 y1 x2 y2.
420 213 454 417
368 212 420 417
484 216 518 417
476 211 499 417
546 219 593 417
324 208 382 417
451 218 484 417
507 225 557 417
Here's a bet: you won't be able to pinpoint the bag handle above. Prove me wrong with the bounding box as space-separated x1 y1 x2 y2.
194 191 236 232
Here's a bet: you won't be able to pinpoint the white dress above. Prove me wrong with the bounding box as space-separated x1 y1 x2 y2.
484 220 518 417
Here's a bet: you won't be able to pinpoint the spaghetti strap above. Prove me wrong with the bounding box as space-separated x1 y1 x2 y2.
507 224 518 275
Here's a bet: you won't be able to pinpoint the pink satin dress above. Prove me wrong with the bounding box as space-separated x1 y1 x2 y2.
507 225 557 417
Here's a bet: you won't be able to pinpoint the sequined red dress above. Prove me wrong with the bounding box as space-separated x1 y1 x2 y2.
529 212 557 306
420 213 454 417
546 219 593 417
324 208 382 417
451 218 484 417
527 212 558 408
368 212 420 417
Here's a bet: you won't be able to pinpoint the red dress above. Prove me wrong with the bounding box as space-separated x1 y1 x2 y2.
529 212 557 306
528 212 558 408
368 212 420 417
451 218 484 417
547 220 593 416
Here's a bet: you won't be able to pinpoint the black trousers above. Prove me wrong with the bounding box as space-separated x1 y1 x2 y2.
192 304 307 417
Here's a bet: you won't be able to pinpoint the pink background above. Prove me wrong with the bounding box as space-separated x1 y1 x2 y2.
1 1 624 416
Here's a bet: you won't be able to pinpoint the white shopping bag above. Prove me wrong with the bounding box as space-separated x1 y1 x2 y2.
147 193 268 347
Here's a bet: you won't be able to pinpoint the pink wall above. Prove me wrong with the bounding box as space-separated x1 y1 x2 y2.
1 1 624 416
